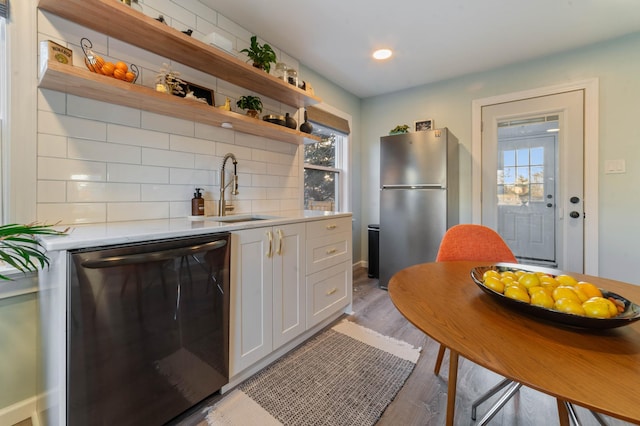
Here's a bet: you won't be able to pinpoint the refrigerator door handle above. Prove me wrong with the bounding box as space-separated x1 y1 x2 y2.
381 184 445 190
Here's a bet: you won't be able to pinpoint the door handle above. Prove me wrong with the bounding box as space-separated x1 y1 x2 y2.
569 211 581 219
266 231 273 258
276 229 284 255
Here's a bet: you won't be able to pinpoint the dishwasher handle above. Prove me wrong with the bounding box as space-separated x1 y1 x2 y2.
81 239 228 268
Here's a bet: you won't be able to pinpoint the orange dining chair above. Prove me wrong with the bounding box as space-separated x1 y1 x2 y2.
434 224 519 424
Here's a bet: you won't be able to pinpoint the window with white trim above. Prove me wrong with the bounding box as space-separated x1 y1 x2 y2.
304 124 347 212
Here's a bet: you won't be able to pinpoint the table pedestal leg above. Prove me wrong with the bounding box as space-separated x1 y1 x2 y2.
446 350 459 426
556 398 570 426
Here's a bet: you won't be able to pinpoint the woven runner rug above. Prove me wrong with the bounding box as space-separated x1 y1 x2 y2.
205 320 421 426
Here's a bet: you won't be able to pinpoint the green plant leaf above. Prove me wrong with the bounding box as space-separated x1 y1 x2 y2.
0 223 68 280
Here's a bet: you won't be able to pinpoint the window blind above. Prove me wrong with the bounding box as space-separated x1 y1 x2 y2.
0 0 7 19
306 106 350 135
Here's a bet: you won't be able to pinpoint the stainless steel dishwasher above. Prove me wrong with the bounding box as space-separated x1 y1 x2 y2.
67 233 230 425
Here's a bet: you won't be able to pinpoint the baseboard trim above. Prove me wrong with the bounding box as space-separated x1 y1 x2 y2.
0 396 37 426
353 260 367 271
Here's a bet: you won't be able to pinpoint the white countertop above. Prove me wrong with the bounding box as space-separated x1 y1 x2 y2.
40 211 352 251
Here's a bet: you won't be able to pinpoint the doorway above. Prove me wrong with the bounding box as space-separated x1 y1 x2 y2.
471 80 599 275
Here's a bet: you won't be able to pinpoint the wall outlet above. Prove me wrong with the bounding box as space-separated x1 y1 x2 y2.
605 159 626 174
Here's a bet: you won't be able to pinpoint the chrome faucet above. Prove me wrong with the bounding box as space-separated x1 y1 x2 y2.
218 153 239 216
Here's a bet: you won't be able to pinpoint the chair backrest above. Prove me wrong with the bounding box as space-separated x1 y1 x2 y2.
436 224 517 263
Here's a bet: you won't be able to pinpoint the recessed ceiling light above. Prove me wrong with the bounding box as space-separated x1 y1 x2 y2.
373 49 393 60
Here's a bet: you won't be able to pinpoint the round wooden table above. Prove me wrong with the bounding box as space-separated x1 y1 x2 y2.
388 261 640 426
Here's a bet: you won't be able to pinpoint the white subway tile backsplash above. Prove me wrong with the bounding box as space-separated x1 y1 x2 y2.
141 111 194 137
251 199 280 213
194 154 220 173
39 110 107 141
142 184 197 202
142 147 194 168
169 134 215 155
237 159 267 175
37 181 66 203
108 124 170 149
217 14 252 44
107 202 170 222
68 138 142 164
170 168 214 185
235 133 266 150
67 95 142 128
38 89 66 114
216 142 251 160
235 186 266 200
38 134 67 158
38 202 107 225
143 0 197 28
67 182 140 203
169 201 190 218
107 163 169 184
195 123 234 143
268 162 298 177
38 157 106 182
251 174 280 188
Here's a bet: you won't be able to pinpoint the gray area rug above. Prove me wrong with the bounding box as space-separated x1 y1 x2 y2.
206 321 420 426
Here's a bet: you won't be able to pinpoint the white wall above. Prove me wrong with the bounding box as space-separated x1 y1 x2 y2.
360 33 640 283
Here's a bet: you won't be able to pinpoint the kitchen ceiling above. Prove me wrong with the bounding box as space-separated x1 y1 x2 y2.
199 0 640 99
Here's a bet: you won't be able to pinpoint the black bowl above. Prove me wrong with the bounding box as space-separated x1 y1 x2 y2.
470 263 640 329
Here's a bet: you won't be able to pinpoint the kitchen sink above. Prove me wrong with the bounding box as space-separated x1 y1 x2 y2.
210 215 277 223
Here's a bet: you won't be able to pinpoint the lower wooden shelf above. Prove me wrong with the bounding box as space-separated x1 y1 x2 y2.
38 60 320 145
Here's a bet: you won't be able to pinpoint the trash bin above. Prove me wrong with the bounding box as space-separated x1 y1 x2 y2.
367 224 379 279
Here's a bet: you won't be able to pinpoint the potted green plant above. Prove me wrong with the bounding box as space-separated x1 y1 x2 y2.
240 35 277 73
0 223 68 280
236 95 263 118
389 124 410 135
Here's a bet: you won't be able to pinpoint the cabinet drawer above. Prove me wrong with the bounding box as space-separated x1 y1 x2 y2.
306 217 352 240
306 261 351 327
306 232 351 275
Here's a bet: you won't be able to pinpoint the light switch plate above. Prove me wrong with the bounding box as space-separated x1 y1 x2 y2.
605 159 626 174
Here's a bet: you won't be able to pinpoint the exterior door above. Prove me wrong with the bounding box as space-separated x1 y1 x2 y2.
482 90 584 272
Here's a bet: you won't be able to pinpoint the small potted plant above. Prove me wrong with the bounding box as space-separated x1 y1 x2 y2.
389 124 410 135
236 95 263 118
240 35 277 73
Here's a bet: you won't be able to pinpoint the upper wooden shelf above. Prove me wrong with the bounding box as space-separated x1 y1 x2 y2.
39 60 320 145
38 0 322 109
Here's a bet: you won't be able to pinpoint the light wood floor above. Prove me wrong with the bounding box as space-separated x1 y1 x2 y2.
175 267 631 426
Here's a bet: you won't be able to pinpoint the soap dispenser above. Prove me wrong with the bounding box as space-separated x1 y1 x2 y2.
191 188 204 216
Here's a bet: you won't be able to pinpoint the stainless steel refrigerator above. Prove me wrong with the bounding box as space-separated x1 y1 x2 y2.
379 128 459 289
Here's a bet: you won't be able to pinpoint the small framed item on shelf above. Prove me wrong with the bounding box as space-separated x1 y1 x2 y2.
414 119 434 132
39 40 72 75
179 81 215 106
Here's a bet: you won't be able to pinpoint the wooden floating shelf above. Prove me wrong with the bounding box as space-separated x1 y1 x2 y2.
38 0 322 109
39 61 321 145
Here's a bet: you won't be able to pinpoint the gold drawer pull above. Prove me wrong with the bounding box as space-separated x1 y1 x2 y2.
326 288 337 296
326 248 337 255
326 224 337 230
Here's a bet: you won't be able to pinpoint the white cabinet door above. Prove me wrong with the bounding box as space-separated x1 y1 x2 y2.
272 223 306 349
229 227 274 376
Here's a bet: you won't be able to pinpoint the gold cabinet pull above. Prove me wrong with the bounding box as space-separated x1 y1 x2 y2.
276 229 284 255
326 287 337 296
326 248 337 255
326 224 337 230
266 230 273 258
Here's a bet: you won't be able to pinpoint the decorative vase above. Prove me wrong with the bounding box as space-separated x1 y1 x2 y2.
246 109 259 119
285 113 297 129
300 110 313 134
